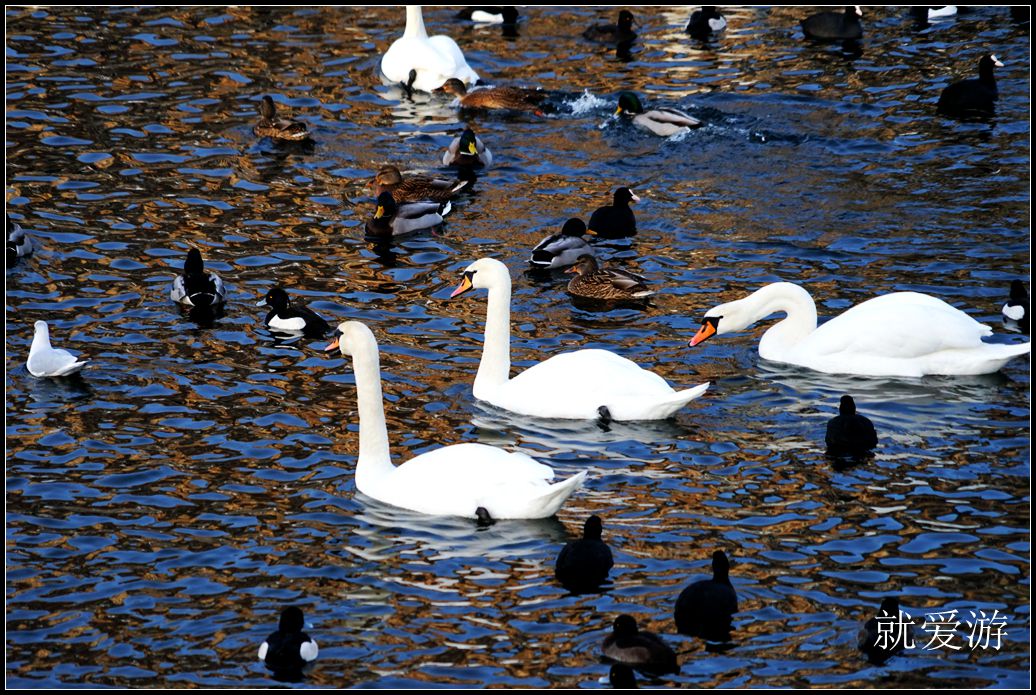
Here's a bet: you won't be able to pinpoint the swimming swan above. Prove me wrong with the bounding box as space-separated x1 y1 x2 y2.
325 321 586 519
688 282 1031 377
381 6 480 94
450 258 709 420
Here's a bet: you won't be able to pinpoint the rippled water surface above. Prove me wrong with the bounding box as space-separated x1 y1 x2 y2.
6 5 1030 688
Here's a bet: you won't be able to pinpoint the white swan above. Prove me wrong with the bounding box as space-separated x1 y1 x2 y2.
380 6 480 94
450 258 710 420
27 321 88 377
325 321 586 520
688 282 1031 377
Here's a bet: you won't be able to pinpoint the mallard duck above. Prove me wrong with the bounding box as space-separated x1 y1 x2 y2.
825 395 878 458
587 187 639 239
801 6 863 41
450 258 709 421
27 320 88 378
602 615 678 676
258 606 318 680
674 550 738 643
435 77 547 112
365 191 451 239
253 96 309 142
528 218 591 270
687 282 1031 376
938 54 1003 115
616 92 701 137
1002 280 1028 332
455 6 519 24
442 127 493 170
686 6 726 39
555 514 614 593
381 6 479 93
584 9 637 44
324 321 587 519
372 165 470 204
170 248 226 308
858 597 913 664
566 254 654 301
257 287 330 336
7 214 33 265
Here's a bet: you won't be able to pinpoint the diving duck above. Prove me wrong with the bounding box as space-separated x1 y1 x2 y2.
858 597 912 665
602 615 679 676
937 53 1003 115
170 248 226 309
455 6 519 24
257 287 331 336
566 255 653 301
372 165 470 204
27 320 88 378
253 96 309 142
380 6 479 94
584 9 637 44
801 6 863 41
435 77 547 112
365 191 451 239
258 606 319 679
442 127 493 170
7 214 33 265
528 218 591 270
616 91 701 137
587 187 639 239
825 395 878 458
686 6 726 39
674 550 739 643
555 514 614 593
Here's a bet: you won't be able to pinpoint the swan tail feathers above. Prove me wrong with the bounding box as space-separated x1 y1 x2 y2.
653 382 710 418
535 470 587 518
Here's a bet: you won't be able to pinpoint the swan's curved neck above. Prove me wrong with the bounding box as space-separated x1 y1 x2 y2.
739 283 818 360
474 276 512 397
404 6 428 39
348 339 396 491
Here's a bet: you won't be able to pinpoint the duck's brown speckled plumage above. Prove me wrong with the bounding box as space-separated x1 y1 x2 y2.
436 78 547 112
566 255 653 301
253 96 309 142
371 165 470 204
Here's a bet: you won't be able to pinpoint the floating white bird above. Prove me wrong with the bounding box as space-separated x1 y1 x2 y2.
324 321 586 520
27 320 87 377
688 282 1031 377
450 258 709 421
381 6 479 94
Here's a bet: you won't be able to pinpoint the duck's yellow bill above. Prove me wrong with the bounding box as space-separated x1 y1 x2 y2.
466 142 478 155
374 205 385 220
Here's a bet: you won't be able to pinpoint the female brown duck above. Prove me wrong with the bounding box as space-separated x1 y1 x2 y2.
371 165 470 205
566 255 654 301
253 96 309 142
435 78 547 112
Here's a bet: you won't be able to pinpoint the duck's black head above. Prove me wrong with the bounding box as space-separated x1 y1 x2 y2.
614 187 639 206
618 9 635 30
616 91 644 116
561 218 586 237
458 128 479 155
712 549 730 580
979 53 1003 81
501 6 520 24
839 395 857 416
1010 280 1027 302
185 248 205 275
374 191 398 219
613 614 639 637
583 514 604 540
260 286 290 311
279 606 305 633
878 596 900 617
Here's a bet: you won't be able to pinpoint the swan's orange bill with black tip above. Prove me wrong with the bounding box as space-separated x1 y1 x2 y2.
324 335 341 352
689 316 720 347
450 271 474 298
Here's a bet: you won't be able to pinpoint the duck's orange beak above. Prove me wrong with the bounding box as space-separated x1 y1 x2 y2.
564 265 579 274
688 317 719 347
614 106 624 116
324 335 341 353
374 205 385 220
450 272 474 298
